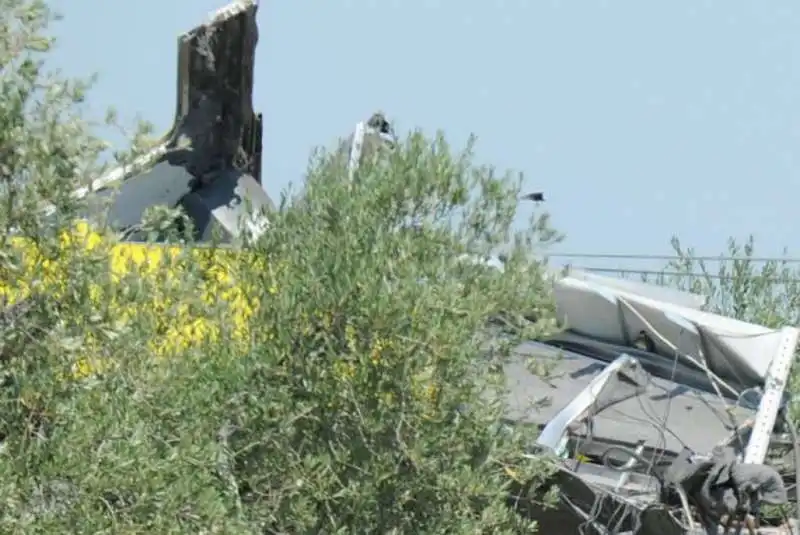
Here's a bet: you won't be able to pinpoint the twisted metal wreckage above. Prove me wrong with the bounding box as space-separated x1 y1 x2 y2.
46 1 800 533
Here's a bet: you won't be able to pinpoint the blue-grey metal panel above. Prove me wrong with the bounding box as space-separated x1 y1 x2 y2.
99 162 196 229
504 341 754 455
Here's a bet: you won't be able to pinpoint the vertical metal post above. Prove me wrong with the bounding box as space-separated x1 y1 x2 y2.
743 326 800 464
347 121 367 182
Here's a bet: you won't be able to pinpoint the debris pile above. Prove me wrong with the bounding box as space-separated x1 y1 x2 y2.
505 269 800 534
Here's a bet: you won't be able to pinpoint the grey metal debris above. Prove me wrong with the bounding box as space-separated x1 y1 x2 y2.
501 271 800 534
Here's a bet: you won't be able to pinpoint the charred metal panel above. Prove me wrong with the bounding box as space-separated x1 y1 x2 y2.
167 0 261 183
95 1 268 240
93 162 196 229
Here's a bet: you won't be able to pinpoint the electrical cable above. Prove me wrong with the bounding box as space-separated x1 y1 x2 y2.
606 401 691 453
569 266 800 283
598 444 695 530
558 294 797 532
569 415 659 533
551 336 726 451
571 417 656 533
571 368 685 533
600 446 665 487
617 298 742 411
585 298 749 532
616 294 770 532
650 345 679 491
601 353 677 492
548 252 800 264
554 294 782 533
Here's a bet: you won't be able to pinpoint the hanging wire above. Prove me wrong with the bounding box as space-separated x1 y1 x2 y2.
565 302 750 533
570 358 681 533
616 296 742 399
568 266 800 283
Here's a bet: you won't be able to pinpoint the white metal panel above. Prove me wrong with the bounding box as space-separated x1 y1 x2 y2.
564 268 708 310
536 354 639 453
554 275 784 384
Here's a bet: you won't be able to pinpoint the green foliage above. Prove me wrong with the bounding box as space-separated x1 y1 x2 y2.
226 134 561 533
0 2 562 532
664 234 800 409
665 235 800 327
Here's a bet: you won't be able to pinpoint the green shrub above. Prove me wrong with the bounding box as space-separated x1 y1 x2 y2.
0 1 562 532
217 135 562 533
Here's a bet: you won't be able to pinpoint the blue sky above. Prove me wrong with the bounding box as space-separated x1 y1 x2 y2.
47 1 800 271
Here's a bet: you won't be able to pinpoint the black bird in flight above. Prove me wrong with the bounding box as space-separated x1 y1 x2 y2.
520 192 545 203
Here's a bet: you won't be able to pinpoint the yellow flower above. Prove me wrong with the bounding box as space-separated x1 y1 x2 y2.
2 220 274 378
369 338 385 365
333 359 356 380
345 323 357 352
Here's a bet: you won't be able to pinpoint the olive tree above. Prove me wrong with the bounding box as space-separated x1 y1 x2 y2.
216 133 563 533
0 1 563 533
0 0 215 531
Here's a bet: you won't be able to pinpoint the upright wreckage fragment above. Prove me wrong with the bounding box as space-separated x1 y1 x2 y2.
79 0 270 243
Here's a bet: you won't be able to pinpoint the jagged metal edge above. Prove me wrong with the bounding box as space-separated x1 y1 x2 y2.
206 0 257 27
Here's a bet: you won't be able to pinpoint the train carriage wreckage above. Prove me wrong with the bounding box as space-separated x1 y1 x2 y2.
7 1 800 533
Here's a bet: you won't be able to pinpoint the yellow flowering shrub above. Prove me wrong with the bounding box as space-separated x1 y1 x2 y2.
0 222 268 378
0 67 563 530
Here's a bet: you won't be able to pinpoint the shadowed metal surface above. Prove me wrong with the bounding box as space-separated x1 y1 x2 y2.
504 341 754 455
180 169 272 242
